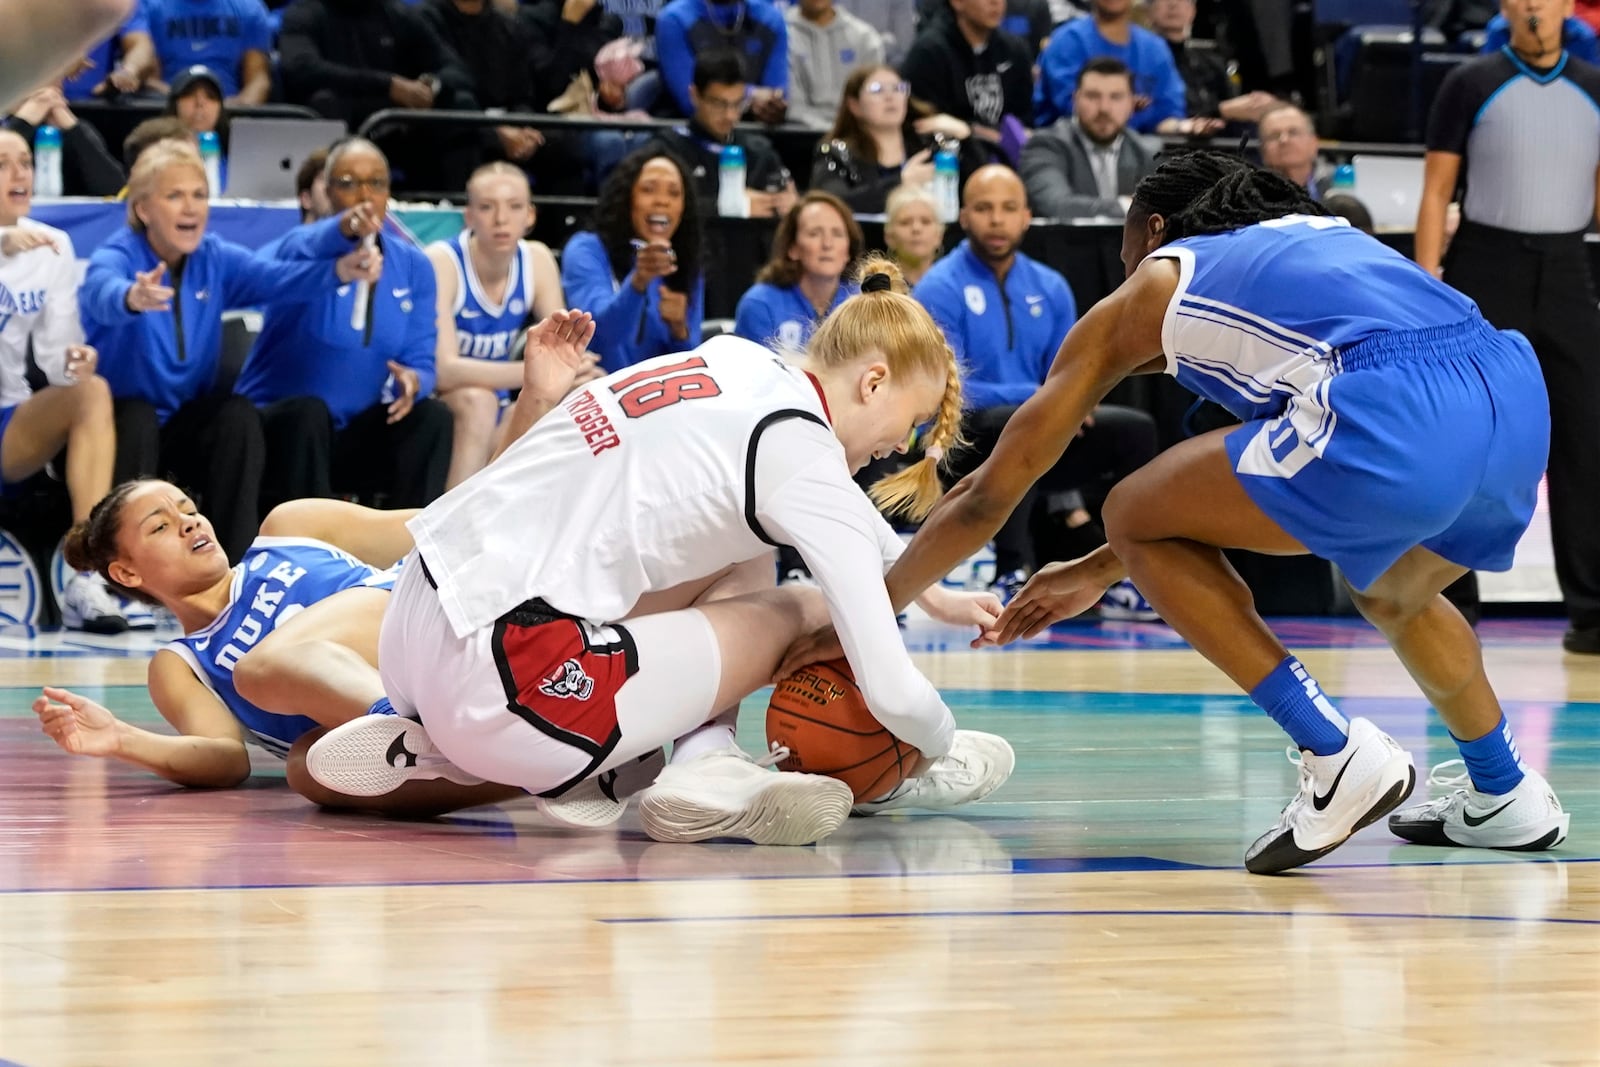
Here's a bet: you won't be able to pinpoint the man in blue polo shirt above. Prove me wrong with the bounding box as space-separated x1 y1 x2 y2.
913 164 1157 597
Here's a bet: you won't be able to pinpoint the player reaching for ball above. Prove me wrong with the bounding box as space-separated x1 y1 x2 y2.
304 257 1015 846
782 152 1570 873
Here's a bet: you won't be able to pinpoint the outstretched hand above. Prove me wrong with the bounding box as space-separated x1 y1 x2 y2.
522 309 597 405
981 557 1113 646
33 685 121 757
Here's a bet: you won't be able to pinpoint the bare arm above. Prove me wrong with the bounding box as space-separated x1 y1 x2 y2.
232 49 271 106
139 651 253 787
258 500 418 567
883 258 1179 611
1414 150 1461 278
527 241 565 321
117 29 157 84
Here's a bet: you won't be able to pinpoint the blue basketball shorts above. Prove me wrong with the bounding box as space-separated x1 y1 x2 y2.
1224 316 1550 592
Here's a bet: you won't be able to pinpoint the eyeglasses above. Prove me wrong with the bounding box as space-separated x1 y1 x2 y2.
864 80 911 97
329 176 391 193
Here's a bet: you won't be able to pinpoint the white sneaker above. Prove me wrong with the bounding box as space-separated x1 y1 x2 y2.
60 572 128 634
118 595 159 630
853 730 1016 815
306 714 484 798
534 748 667 829
637 745 853 846
1098 578 1160 621
1388 760 1570 851
1244 717 1416 875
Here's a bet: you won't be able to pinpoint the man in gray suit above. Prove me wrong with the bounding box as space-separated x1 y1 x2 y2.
1019 57 1161 220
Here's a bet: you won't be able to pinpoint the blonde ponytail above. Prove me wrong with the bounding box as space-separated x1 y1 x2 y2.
867 340 965 520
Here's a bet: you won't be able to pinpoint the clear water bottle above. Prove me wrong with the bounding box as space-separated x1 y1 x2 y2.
1331 162 1356 192
933 144 959 224
198 131 223 197
717 143 748 218
32 125 62 199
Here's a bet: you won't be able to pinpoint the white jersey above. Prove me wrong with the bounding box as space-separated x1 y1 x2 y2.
0 219 83 407
409 334 955 756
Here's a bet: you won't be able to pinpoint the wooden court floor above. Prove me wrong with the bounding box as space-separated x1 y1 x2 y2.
0 617 1596 1067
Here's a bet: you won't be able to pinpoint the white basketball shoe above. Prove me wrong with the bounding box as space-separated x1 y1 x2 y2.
637 745 853 846
1244 717 1416 875
306 714 484 797
533 748 668 829
1388 760 1570 851
853 730 1016 815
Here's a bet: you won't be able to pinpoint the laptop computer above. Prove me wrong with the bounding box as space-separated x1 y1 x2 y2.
225 117 348 200
1349 154 1426 232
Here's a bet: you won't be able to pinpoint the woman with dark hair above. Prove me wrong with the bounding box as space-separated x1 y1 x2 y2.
809 63 985 214
559 148 705 371
795 151 1570 873
733 190 863 349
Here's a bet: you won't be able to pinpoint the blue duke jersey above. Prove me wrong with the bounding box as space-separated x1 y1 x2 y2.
436 233 535 399
164 537 399 758
1148 216 1482 420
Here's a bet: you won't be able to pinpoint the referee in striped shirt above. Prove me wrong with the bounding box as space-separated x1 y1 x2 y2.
1415 0 1600 655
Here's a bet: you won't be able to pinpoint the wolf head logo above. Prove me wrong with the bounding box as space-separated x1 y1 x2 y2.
539 658 595 700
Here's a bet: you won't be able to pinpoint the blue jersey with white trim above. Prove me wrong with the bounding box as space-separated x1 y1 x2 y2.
1149 216 1482 420
164 537 398 759
441 233 534 366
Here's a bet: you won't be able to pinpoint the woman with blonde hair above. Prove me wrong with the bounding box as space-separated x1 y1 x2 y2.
305 257 1016 846
883 182 946 287
733 190 863 349
81 140 381 562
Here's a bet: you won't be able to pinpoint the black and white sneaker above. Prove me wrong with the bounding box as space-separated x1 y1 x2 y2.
1244 717 1415 875
1388 761 1569 851
534 748 667 829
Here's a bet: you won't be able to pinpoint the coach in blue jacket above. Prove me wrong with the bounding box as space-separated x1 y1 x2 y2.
83 140 375 561
238 139 452 510
913 165 1156 584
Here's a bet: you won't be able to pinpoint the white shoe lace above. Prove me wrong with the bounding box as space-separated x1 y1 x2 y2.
760 741 793 768
1427 758 1471 787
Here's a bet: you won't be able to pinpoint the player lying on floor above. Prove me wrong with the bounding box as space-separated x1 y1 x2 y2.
36 295 1012 840
301 259 1015 846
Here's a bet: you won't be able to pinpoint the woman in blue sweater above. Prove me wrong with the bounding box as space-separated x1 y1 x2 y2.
82 141 375 561
733 190 862 349
560 148 705 371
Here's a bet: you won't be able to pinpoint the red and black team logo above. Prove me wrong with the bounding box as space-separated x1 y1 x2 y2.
539 658 596 701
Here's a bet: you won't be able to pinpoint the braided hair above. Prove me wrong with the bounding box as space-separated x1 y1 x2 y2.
1130 150 1334 244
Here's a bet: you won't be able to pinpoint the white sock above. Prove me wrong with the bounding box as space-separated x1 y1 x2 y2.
670 722 738 765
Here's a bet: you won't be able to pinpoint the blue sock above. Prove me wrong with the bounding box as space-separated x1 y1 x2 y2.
1250 656 1350 756
368 696 396 716
1452 715 1526 795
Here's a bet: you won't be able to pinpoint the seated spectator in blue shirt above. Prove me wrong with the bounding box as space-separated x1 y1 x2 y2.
912 164 1155 586
1036 0 1211 134
144 0 273 105
561 148 706 371
734 190 862 349
237 139 454 511
1481 12 1599 62
657 0 790 120
81 141 371 561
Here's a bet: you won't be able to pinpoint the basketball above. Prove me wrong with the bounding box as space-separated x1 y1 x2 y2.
766 659 919 802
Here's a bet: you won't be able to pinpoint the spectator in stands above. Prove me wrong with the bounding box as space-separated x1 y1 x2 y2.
82 142 374 562
599 0 666 106
61 13 156 100
1257 102 1330 201
844 0 920 65
163 65 228 140
561 148 705 370
521 0 628 111
238 138 453 510
902 0 1034 158
1036 0 1217 134
1145 0 1278 125
1417 8 1600 654
884 181 945 286
785 0 885 129
142 0 272 105
279 0 476 189
919 0 1058 60
420 0 546 172
120 115 194 171
912 164 1156 590
650 50 797 217
657 0 790 121
1323 193 1374 233
427 163 585 488
1019 57 1159 219
809 63 985 213
733 190 862 347
0 127 126 631
4 85 125 196
296 148 331 222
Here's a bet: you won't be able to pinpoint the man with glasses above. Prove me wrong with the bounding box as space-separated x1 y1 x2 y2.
784 0 885 129
238 138 454 511
648 50 797 217
1256 103 1331 200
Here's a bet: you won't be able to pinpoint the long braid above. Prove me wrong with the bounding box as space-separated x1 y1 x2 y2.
1131 150 1334 242
869 340 966 520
